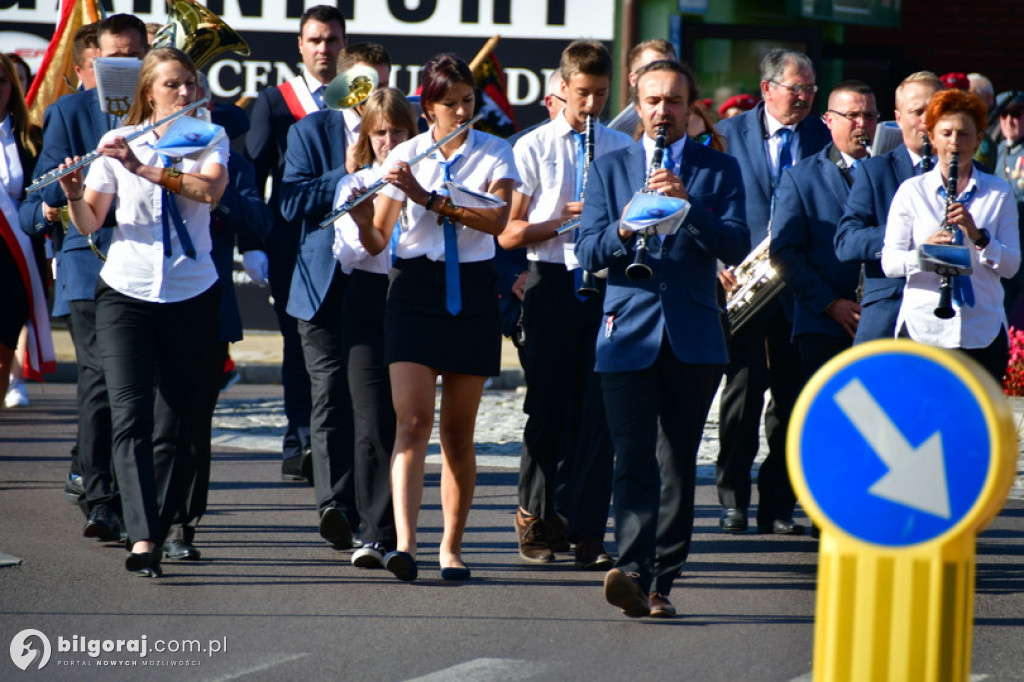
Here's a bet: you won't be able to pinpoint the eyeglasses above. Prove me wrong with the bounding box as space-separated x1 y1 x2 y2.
548 94 566 104
770 80 818 96
828 109 881 123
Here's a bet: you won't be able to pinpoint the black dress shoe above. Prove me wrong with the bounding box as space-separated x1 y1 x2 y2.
720 508 748 533
125 551 162 578
163 540 201 561
83 504 122 542
757 518 806 535
319 507 354 549
281 448 313 485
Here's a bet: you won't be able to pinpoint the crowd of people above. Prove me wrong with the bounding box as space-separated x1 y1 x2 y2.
5 6 1023 621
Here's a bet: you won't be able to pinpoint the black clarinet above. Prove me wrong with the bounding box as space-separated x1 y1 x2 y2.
921 134 933 172
576 115 599 297
934 151 959 319
625 124 667 282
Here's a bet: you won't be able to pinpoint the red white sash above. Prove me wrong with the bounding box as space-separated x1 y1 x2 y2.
278 75 319 122
0 189 55 381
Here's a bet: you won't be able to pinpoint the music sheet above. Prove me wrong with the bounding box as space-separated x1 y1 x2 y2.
93 58 142 117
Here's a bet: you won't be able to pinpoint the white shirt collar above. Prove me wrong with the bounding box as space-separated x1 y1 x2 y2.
764 109 795 137
302 70 327 98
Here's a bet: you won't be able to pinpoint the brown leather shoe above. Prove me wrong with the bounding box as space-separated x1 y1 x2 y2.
604 568 650 618
574 536 613 570
515 509 554 563
649 592 677 618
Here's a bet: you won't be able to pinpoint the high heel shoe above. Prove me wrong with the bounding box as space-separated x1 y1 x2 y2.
125 551 162 578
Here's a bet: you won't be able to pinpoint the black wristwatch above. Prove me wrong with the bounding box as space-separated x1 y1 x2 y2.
973 228 991 250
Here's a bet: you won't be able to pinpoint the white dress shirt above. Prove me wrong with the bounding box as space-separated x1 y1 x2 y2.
302 70 327 110
514 111 632 265
0 114 24 203
380 127 519 263
86 123 229 303
881 167 1021 348
332 164 393 275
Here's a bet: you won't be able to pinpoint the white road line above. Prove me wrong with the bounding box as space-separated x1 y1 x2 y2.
405 658 544 682
205 652 309 681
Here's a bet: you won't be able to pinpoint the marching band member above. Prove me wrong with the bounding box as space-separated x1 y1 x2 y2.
576 60 749 618
331 88 419 568
498 40 631 569
882 89 1020 381
58 47 228 578
350 53 519 582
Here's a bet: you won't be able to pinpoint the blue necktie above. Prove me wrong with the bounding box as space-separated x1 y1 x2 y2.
389 215 401 266
437 154 462 316
158 154 196 260
776 128 793 173
572 131 586 298
939 183 977 307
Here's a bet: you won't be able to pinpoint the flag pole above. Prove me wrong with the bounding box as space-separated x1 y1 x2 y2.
469 35 501 73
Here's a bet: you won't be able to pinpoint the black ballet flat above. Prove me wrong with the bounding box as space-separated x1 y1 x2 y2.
440 565 471 581
125 551 162 578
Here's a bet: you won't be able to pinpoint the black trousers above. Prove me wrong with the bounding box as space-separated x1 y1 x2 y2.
297 266 356 524
165 340 227 544
342 270 395 547
601 339 723 596
716 304 802 524
517 262 614 541
67 299 116 516
95 281 219 545
268 248 311 461
797 333 852 384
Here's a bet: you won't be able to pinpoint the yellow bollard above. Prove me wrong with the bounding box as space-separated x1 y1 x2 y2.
788 339 1017 682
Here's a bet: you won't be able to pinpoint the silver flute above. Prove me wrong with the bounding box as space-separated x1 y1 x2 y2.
319 111 484 230
27 98 209 194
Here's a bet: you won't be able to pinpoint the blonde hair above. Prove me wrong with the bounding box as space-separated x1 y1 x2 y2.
352 88 418 168
123 47 198 126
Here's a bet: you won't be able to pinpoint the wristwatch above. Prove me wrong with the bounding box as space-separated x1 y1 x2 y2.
973 228 991 249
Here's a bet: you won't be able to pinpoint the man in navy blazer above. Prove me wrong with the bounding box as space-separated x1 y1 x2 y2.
835 72 943 343
244 5 347 482
278 106 359 550
19 15 148 540
712 50 830 537
576 60 749 619
771 81 877 381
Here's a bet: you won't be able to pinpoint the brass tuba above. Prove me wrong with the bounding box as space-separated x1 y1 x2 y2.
323 65 379 110
154 0 251 69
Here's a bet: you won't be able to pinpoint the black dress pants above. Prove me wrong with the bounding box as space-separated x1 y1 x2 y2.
67 299 116 516
297 267 357 525
601 339 723 596
268 244 311 461
517 262 614 541
95 281 219 545
341 269 395 547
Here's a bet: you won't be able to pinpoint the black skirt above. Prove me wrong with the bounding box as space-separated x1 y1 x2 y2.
0 237 29 349
385 256 501 377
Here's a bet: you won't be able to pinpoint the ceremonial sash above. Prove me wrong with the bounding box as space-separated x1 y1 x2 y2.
278 76 319 122
0 190 55 380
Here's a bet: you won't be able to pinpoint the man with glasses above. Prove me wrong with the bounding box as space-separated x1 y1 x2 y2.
835 72 944 342
771 81 877 385
713 49 830 537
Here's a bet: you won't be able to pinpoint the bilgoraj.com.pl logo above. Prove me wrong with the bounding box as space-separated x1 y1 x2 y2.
10 629 227 669
10 630 51 671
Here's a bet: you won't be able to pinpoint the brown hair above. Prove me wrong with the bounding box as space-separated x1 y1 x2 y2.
72 23 100 68
0 53 41 157
925 89 987 136
419 53 474 123
338 42 390 73
627 39 675 73
352 88 418 168
123 47 198 126
690 101 727 152
560 40 613 82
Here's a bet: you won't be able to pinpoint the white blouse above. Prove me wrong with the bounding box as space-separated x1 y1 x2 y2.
332 164 394 275
86 123 228 303
380 127 519 262
881 166 1021 348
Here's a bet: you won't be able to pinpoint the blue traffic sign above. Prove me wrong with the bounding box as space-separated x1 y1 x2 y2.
794 349 991 547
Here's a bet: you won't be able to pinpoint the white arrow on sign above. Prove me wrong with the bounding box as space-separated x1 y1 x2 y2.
833 378 951 519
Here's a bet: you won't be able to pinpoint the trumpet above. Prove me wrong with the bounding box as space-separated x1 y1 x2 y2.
27 99 209 194
624 124 667 281
319 111 484 230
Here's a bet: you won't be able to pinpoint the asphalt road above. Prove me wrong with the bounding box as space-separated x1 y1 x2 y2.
1 384 1022 681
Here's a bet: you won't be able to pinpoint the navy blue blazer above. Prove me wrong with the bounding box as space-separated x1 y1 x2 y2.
770 145 861 339
211 154 274 342
834 145 914 342
279 109 349 321
576 138 750 372
716 101 831 246
20 88 115 317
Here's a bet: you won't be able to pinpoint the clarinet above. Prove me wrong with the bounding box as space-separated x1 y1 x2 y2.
921 134 933 172
576 115 599 297
934 151 960 319
624 124 667 282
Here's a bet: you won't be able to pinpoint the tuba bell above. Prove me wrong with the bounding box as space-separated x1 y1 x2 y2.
323 65 379 110
154 0 251 69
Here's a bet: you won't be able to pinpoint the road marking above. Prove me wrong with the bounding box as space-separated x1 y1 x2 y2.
405 658 544 681
206 653 309 681
834 378 951 518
